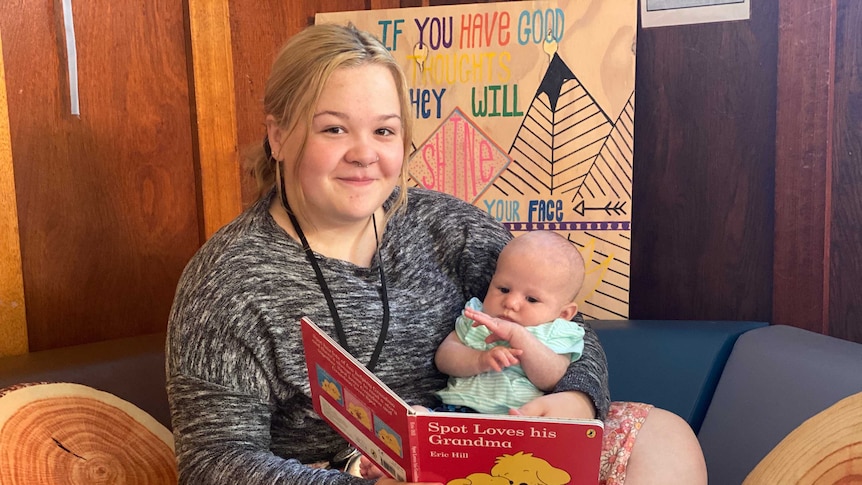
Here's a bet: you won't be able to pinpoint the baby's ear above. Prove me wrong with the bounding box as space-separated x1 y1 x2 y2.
559 302 579 321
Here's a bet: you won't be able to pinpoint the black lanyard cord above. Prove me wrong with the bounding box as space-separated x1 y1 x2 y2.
277 165 389 371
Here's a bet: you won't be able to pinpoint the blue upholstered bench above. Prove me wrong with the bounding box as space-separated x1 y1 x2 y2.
592 319 767 433
4 321 860 483
593 321 862 484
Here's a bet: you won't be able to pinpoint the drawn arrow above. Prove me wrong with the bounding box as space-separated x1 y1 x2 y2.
574 200 627 217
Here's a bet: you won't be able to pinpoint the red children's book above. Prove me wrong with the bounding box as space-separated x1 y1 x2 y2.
300 317 604 484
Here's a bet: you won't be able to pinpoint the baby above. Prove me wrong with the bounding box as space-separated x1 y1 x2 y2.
359 231 587 479
434 230 586 414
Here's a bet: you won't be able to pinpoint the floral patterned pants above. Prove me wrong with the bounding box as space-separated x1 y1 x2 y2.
599 401 654 485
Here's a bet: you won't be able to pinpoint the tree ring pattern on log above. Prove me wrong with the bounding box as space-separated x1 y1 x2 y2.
0 382 177 484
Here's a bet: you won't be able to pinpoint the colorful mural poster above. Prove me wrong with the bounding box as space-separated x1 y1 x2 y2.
318 0 637 319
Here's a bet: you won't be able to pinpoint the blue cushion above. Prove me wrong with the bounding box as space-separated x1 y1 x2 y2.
592 320 766 433
697 325 862 485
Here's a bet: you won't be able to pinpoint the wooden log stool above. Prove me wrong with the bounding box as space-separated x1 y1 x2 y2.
0 382 177 484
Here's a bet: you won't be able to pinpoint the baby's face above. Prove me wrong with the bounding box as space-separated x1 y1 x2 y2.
482 251 573 327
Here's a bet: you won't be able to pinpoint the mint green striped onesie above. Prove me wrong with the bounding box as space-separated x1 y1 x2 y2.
435 297 586 414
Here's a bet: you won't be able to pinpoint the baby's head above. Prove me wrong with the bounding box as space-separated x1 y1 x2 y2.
483 231 585 327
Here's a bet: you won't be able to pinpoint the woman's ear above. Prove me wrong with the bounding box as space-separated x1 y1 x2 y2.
265 115 284 161
559 302 579 321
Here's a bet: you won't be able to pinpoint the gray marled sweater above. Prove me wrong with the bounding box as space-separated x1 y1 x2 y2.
166 187 610 484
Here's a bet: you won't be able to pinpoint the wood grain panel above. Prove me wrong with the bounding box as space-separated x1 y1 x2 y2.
0 27 27 356
0 1 200 350
188 0 243 238
421 0 521 5
829 0 862 343
630 5 778 321
370 0 401 9
772 0 834 334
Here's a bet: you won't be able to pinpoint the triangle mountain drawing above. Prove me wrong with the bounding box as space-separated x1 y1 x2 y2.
482 53 614 199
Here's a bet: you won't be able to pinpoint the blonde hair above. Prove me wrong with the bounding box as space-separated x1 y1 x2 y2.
246 23 413 219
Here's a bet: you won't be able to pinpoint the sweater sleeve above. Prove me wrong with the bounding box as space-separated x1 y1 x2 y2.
551 316 611 420
167 307 378 484
166 215 378 485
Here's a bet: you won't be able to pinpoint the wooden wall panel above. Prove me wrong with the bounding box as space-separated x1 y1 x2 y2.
0 27 27 356
630 5 778 321
829 0 862 343
188 0 243 239
409 0 521 6
0 1 200 351
772 0 833 334
371 0 402 8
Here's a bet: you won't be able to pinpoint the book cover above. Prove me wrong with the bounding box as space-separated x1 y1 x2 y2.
301 317 604 484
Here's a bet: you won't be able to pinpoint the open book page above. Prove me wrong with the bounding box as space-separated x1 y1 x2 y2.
301 317 415 480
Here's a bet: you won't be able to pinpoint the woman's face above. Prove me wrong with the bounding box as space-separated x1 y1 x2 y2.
276 64 404 228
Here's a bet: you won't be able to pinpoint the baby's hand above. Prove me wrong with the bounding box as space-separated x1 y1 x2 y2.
481 346 523 372
464 308 522 343
359 456 385 479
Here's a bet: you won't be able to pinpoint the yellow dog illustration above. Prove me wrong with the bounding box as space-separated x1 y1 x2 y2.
321 379 341 401
378 428 402 456
491 451 570 485
446 451 570 485
348 402 372 429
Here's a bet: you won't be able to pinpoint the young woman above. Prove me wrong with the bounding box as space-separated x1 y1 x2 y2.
166 23 706 485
